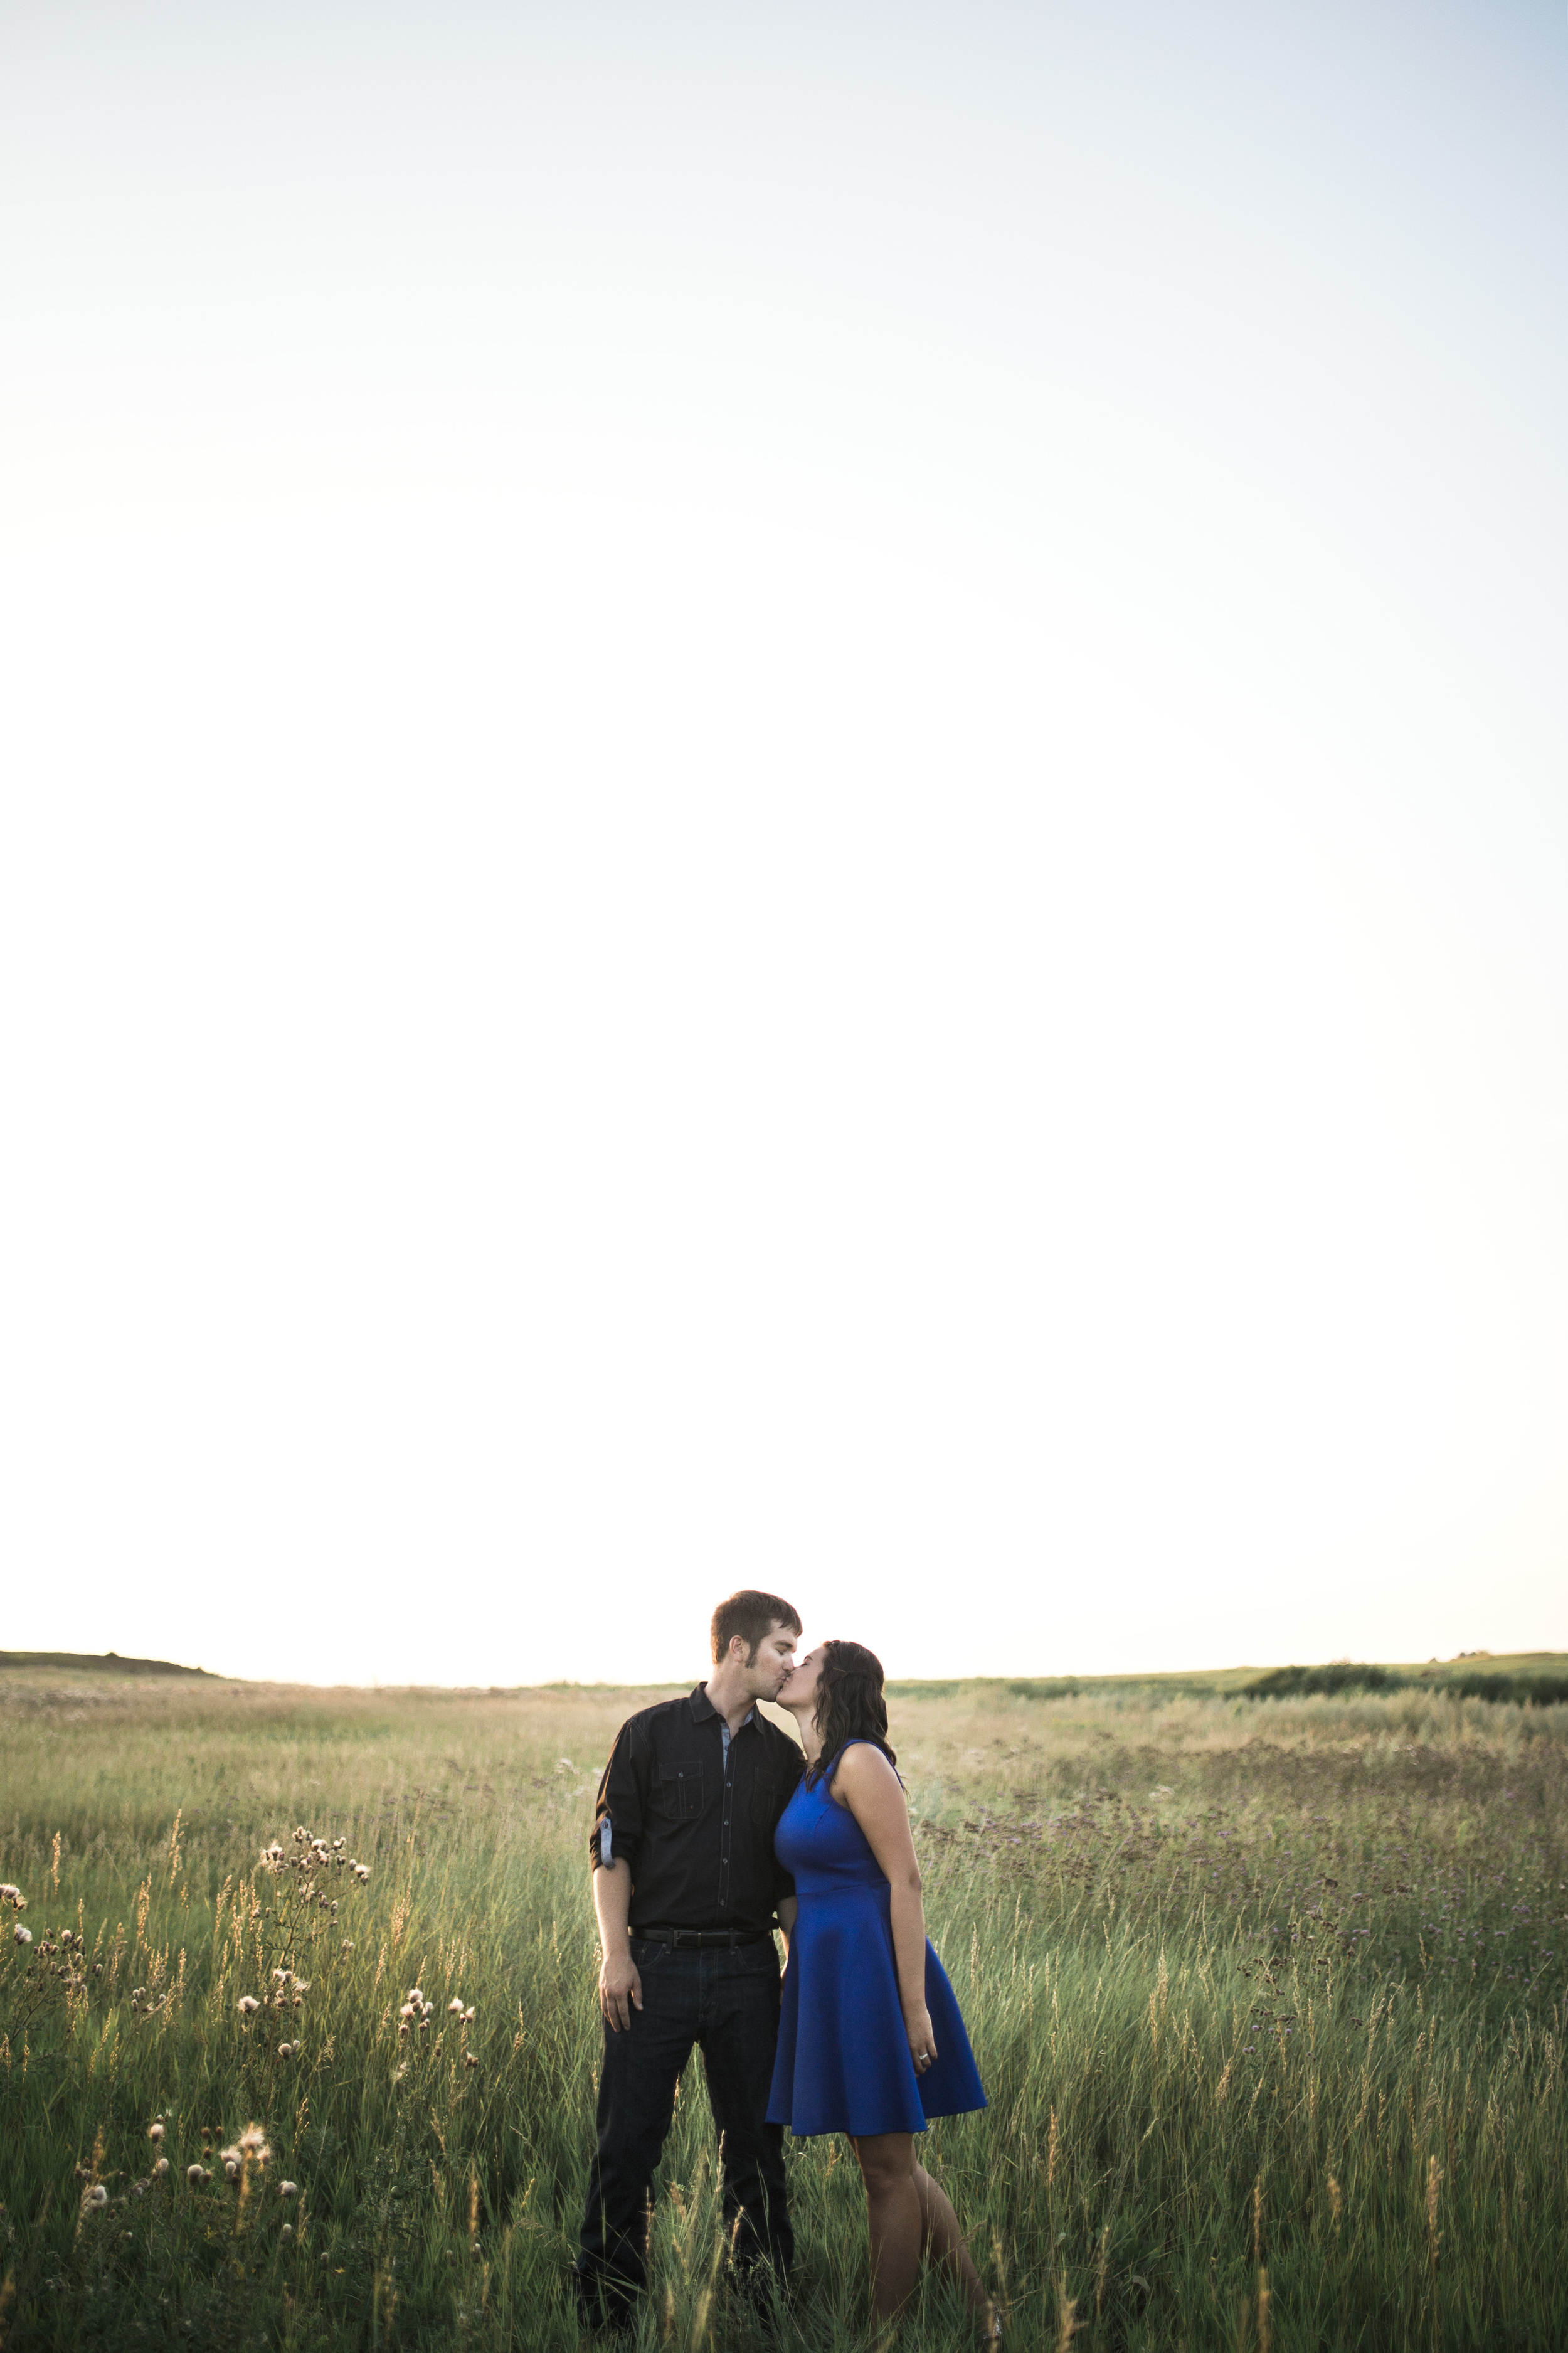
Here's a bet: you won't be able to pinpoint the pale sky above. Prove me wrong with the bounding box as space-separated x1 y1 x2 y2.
3 1 1567 1686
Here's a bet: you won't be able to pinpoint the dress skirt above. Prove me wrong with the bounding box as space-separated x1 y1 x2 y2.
765 1749 987 2138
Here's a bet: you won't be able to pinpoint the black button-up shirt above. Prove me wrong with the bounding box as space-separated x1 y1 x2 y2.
588 1684 803 1935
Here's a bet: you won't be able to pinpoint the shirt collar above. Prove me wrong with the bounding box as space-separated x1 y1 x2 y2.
690 1682 756 1734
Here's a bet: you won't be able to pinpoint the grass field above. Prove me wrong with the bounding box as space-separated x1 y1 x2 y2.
1 1660 1565 2350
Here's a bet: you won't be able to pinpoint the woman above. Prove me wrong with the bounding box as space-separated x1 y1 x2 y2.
768 1640 997 2336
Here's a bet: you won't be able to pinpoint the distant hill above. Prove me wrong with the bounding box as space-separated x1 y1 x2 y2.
0 1650 213 1677
4 1651 1560 1703
886 1652 1568 1708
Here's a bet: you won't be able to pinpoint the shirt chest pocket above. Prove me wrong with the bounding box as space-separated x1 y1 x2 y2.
657 1764 705 1823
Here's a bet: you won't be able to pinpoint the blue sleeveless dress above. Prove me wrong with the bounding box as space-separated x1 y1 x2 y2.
766 1742 987 2138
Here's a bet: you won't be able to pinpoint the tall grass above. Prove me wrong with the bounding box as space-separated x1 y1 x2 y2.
0 1670 1563 2349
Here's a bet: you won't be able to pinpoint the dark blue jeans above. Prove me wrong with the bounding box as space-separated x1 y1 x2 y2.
576 1935 792 2322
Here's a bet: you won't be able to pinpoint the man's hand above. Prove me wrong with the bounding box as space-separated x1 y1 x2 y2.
591 1855 641 2031
599 1944 644 2033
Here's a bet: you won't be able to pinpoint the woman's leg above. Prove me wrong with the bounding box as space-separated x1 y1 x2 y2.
911 2162 994 2324
850 2133 923 2323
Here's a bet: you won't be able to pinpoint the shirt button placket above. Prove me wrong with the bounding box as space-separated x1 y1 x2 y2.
720 1729 734 1909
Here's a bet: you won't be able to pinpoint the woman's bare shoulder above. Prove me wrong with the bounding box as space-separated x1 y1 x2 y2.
832 1742 902 1799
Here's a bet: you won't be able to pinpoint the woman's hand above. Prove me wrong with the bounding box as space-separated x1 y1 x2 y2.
904 2002 938 2074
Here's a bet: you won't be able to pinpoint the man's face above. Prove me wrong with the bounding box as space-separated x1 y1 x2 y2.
739 1621 798 1701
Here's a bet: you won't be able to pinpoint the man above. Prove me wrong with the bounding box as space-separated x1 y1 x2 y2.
575 1590 805 2329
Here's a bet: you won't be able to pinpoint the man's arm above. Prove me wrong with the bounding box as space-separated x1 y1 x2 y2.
593 1859 642 2032
590 1717 650 2032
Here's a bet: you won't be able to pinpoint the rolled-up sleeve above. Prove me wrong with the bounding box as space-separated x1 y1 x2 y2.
589 1718 647 1878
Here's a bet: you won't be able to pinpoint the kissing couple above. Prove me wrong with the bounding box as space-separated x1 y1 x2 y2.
574 1589 997 2338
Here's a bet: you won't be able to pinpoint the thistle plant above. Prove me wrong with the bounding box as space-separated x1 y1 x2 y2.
230 1824 369 2031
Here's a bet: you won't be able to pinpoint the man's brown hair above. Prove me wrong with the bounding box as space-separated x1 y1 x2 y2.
710 1590 802 1665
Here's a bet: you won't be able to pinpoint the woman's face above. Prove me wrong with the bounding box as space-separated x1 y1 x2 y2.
778 1644 824 1709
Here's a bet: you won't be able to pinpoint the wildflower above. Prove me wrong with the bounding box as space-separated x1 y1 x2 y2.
0 1883 21 1904
332 1837 345 1851
237 1995 260 2016
353 1864 370 1883
294 1827 307 1843
448 1998 465 2015
462 2006 474 2024
14 1925 32 1946
87 2184 108 2210
239 2126 270 2158
273 1968 293 1985
224 2159 241 2182
280 2223 294 2241
280 2180 298 2198
278 2041 297 2059
148 2123 165 2143
341 1940 354 1953
407 1987 425 2005
465 2053 479 2069
187 2165 210 2187
152 2158 169 2179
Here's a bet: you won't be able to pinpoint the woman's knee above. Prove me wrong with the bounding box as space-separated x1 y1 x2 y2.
852 2133 915 2195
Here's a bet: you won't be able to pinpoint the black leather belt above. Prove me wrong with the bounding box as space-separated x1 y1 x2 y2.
631 1925 769 1950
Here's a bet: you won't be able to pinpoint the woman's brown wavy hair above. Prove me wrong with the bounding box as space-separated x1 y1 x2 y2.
804 1640 898 1787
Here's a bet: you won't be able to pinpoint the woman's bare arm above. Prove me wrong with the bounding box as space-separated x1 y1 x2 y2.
833 1744 937 2066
